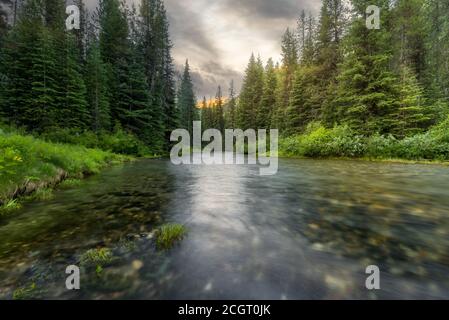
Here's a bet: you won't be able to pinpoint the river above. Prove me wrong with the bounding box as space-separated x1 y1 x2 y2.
0 158 449 299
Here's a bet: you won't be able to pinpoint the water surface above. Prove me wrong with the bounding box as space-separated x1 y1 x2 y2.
1 158 449 299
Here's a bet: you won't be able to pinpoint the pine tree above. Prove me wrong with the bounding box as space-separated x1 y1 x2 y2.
0 0 10 43
27 26 59 130
224 80 237 128
391 0 426 80
423 0 449 108
177 60 198 136
301 13 316 65
1 0 59 130
201 96 212 130
0 0 11 118
272 29 299 131
119 50 153 142
257 58 277 129
313 0 348 127
297 10 307 59
213 85 225 133
332 0 399 135
279 28 298 109
85 43 111 133
60 33 89 129
98 0 131 126
285 66 318 134
139 0 178 151
392 64 432 137
237 54 264 130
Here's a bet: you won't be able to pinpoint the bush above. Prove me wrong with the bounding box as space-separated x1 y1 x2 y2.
280 123 365 158
396 133 449 160
40 128 151 156
279 121 449 161
365 134 398 158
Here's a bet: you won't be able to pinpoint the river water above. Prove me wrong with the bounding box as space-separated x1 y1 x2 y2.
0 157 449 299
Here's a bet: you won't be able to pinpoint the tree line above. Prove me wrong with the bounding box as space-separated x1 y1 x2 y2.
0 0 198 154
203 0 449 140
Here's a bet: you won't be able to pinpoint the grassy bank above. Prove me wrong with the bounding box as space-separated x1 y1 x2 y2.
279 119 449 163
0 129 130 210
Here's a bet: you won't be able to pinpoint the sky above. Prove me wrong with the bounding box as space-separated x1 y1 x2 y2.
86 0 322 98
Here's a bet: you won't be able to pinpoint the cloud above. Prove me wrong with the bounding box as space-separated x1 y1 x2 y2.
82 0 322 98
219 0 319 21
176 60 243 99
165 1 220 60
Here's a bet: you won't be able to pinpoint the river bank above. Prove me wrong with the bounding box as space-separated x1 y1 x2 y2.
278 120 449 163
0 130 132 214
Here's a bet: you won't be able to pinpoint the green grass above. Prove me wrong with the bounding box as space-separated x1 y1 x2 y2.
0 199 21 215
0 129 129 205
12 283 38 300
59 178 83 189
24 188 54 201
155 223 187 250
80 248 114 267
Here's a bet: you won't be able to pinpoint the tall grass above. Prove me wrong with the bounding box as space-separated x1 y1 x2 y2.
155 223 187 250
0 128 127 204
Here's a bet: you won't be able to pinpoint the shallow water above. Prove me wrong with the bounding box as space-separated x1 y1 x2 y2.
1 157 449 299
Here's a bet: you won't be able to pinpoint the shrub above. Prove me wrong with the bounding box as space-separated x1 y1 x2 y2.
279 121 449 161
279 123 365 158
40 128 151 156
365 134 398 158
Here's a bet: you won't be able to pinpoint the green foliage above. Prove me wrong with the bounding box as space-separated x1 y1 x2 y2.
237 54 264 130
257 59 277 129
0 199 22 215
24 188 54 201
0 128 125 203
155 223 187 250
80 248 114 267
178 60 198 135
39 127 151 156
85 44 111 133
12 282 38 300
0 0 180 156
59 179 83 188
280 121 449 161
280 123 365 158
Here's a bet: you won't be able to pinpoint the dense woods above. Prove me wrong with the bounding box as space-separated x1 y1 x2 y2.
202 0 449 159
0 0 198 155
1 0 449 160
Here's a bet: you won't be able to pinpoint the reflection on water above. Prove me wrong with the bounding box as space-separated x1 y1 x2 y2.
0 157 449 299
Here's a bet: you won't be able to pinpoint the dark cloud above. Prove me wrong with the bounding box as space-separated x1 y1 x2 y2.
165 1 219 59
219 0 318 21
